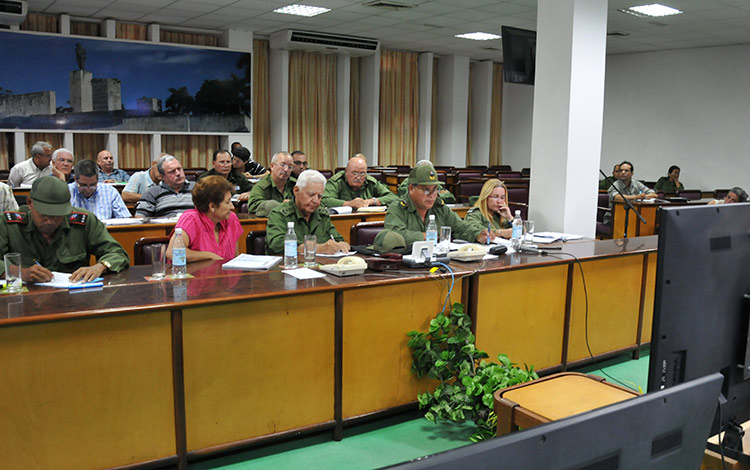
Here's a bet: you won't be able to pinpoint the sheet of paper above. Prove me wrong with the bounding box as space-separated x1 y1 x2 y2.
283 267 326 279
222 254 281 270
103 218 143 226
533 232 583 244
35 272 103 288
317 251 356 258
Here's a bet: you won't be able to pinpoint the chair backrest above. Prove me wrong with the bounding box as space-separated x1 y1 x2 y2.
455 172 483 182
521 168 531 177
714 189 730 199
678 189 702 200
489 164 512 172
368 171 384 182
133 236 171 265
597 192 610 223
456 181 484 202
319 170 333 179
350 221 385 246
497 171 523 179
246 231 267 255
507 187 529 205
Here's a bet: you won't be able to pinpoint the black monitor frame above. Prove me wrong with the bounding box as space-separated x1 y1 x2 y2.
386 373 722 470
501 26 536 85
648 203 750 447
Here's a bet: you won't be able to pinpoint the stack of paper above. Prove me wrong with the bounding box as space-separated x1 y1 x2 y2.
222 254 282 270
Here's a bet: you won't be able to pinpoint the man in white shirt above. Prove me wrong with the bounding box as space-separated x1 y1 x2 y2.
8 141 54 187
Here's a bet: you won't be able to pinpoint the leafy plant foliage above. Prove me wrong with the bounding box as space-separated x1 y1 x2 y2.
407 302 539 441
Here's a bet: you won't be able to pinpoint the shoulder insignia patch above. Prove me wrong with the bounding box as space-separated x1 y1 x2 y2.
68 212 88 225
399 200 407 208
4 211 26 224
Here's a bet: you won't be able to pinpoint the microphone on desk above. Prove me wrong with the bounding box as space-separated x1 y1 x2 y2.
518 245 549 256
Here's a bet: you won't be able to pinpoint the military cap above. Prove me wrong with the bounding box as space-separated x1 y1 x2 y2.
408 164 439 186
369 229 407 254
30 176 72 216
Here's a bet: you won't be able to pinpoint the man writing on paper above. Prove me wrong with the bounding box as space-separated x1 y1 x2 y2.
0 176 129 283
385 164 489 248
266 170 349 255
322 155 397 209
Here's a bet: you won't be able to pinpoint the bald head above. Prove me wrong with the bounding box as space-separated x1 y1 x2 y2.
345 156 367 190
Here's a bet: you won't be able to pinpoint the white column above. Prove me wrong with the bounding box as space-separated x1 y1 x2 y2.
269 48 289 153
470 61 493 166
417 52 433 161
152 135 163 161
101 19 116 39
337 55 351 167
359 49 380 165
63 133 74 154
13 133 25 165
528 0 608 237
105 133 118 165
435 55 469 167
147 24 160 42
59 14 70 35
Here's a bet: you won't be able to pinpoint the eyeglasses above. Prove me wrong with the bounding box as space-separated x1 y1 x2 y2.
294 161 309 167
277 163 293 170
77 182 98 189
417 186 439 196
350 171 366 178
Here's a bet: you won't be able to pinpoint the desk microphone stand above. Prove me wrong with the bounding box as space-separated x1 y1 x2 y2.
599 169 646 239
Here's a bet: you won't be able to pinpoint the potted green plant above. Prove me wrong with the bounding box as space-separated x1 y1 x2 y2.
407 302 538 441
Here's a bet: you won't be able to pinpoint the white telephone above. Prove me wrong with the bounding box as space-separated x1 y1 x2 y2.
319 256 368 277
448 244 488 262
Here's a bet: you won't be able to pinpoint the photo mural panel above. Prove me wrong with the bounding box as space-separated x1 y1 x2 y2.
0 31 251 133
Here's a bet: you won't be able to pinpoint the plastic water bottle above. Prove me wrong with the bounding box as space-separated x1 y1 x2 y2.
171 227 188 278
511 210 523 251
425 214 438 247
284 222 298 268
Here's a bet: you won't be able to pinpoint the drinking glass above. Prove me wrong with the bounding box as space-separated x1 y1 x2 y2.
150 244 166 280
523 220 535 245
4 253 22 293
304 235 317 267
438 226 452 254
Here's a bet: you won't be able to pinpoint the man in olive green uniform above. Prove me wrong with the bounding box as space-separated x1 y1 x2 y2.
386 164 489 248
322 156 397 209
246 151 297 216
0 176 129 283
198 149 254 200
266 170 349 255
397 160 456 204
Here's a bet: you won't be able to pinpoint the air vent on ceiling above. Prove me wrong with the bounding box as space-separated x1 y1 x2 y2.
270 30 380 57
0 0 27 25
363 0 414 10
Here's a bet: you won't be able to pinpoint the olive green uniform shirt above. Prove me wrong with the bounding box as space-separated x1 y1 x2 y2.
0 206 129 273
322 171 398 208
198 168 254 194
653 177 684 193
397 178 456 204
463 207 512 231
385 194 481 248
265 198 344 255
246 174 297 214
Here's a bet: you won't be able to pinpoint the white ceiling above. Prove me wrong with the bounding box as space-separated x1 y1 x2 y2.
24 0 750 60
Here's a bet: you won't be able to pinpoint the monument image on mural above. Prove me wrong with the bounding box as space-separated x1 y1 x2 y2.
0 31 251 133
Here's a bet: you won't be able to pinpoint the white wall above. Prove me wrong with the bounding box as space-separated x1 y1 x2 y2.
502 42 750 191
602 43 750 190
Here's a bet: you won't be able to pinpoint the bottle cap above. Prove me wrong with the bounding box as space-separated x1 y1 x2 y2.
429 214 435 220
287 221 294 228
175 227 183 234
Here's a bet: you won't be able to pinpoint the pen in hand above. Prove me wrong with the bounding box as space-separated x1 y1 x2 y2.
487 223 491 245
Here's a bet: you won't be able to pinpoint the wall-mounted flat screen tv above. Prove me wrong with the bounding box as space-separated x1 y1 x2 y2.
501 26 536 85
0 31 251 133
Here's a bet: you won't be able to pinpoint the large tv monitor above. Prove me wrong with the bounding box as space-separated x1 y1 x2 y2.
501 26 536 85
386 373 722 470
648 204 750 444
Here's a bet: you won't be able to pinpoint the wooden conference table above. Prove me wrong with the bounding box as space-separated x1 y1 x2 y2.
611 198 713 239
107 206 471 265
0 236 657 469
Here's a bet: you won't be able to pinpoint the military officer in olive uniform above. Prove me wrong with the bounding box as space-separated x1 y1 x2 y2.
246 151 297 216
385 164 489 248
0 176 129 283
322 156 397 209
397 159 456 204
198 149 254 200
266 170 349 255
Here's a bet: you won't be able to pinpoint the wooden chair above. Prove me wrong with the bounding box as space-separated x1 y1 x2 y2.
596 192 612 239
494 372 639 437
350 221 384 246
677 189 702 200
133 236 171 265
246 231 266 255
456 180 484 203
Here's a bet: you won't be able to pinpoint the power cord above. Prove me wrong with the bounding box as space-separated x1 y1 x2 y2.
549 251 640 392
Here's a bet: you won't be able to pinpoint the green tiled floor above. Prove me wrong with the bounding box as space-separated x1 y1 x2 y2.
189 350 650 470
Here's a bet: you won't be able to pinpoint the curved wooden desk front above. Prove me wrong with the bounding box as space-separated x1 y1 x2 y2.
0 236 656 469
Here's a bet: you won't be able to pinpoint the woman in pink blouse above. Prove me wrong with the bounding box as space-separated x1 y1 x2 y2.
166 175 242 262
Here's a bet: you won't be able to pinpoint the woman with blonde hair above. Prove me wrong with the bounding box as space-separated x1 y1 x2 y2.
463 179 513 239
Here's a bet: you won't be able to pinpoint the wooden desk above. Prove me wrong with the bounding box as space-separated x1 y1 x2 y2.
611 198 712 238
0 236 657 469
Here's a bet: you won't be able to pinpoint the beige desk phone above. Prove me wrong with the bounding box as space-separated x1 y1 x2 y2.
448 244 488 262
319 256 367 276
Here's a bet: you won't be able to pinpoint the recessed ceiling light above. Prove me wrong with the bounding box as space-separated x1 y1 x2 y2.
619 3 683 18
273 4 331 17
455 32 501 41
